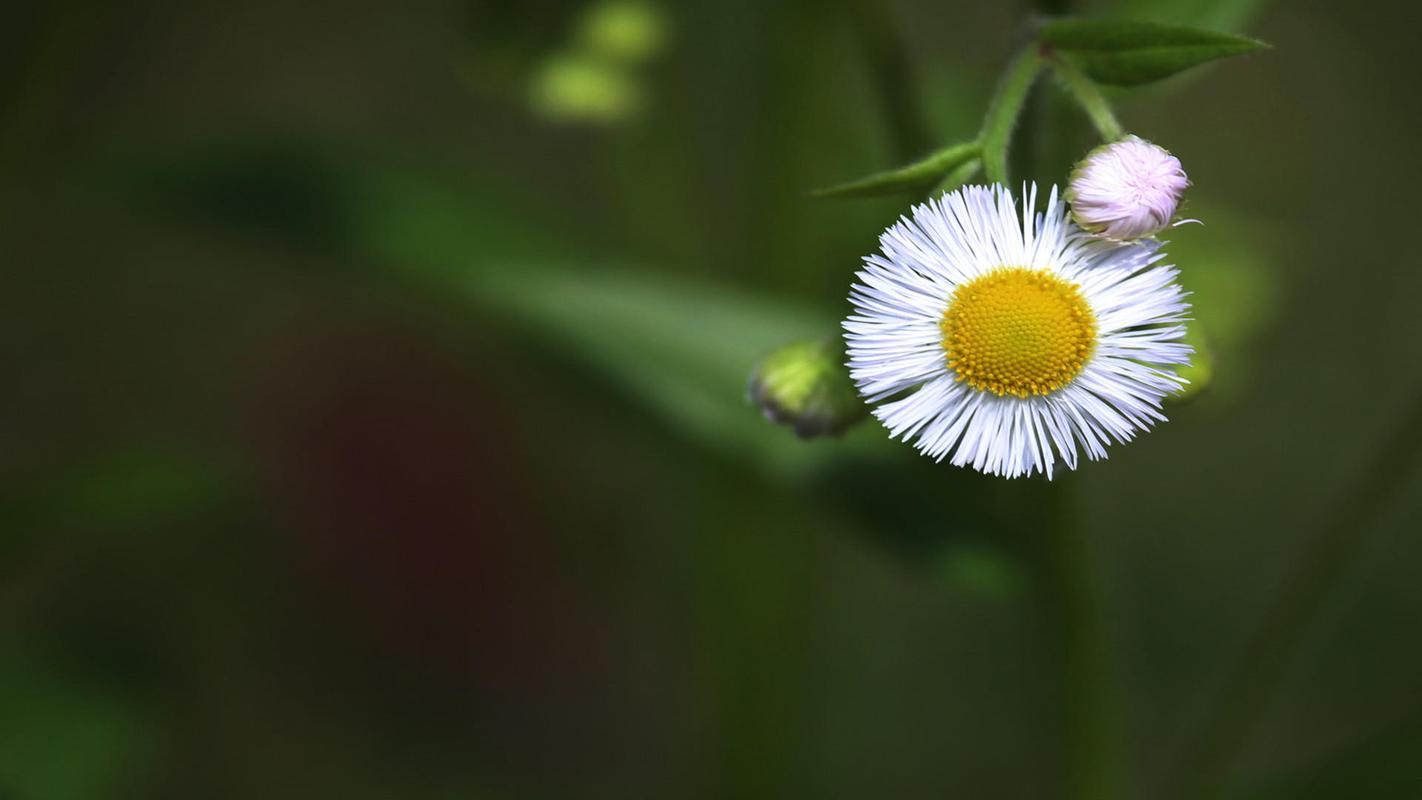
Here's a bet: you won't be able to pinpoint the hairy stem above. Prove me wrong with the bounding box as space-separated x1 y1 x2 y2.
1048 56 1124 142
980 46 1044 184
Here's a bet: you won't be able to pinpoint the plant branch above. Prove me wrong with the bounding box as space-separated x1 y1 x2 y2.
979 46 1045 184
1008 2 1121 791
1048 55 1124 142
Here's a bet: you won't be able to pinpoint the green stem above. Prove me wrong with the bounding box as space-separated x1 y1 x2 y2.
1037 478 1122 800
1012 2 1120 794
998 5 1120 792
1048 56 1124 142
979 46 1045 184
1179 389 1422 800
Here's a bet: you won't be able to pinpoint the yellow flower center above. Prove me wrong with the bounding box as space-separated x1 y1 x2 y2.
940 267 1097 398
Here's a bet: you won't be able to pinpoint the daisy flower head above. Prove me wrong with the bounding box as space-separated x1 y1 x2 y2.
843 184 1191 478
1067 135 1188 241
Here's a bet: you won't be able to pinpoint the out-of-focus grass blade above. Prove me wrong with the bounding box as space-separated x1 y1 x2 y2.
128 142 892 475
474 264 876 473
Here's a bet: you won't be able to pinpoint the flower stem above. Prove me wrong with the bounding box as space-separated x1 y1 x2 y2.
1036 478 1123 800
980 46 1045 184
1179 388 1422 800
1008 2 1121 791
1047 56 1124 142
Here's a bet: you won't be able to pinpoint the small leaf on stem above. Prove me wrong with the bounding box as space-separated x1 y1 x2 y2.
1039 19 1267 87
812 141 979 199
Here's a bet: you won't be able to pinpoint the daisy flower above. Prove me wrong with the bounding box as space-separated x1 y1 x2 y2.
844 184 1190 478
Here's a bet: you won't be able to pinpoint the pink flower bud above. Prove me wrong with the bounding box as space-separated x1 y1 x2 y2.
1066 135 1188 241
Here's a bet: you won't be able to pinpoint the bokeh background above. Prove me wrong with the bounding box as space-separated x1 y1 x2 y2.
4 0 1422 797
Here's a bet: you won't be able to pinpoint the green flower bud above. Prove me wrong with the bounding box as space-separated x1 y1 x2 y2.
749 339 866 439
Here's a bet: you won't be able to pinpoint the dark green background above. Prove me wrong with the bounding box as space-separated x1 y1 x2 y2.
3 0 1421 797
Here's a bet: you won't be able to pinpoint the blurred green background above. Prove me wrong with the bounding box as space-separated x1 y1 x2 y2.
4 0 1422 797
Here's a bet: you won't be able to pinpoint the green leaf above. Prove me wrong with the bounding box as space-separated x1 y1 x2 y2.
979 47 1044 184
1039 19 1267 87
472 265 861 472
1106 0 1271 33
812 141 978 199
